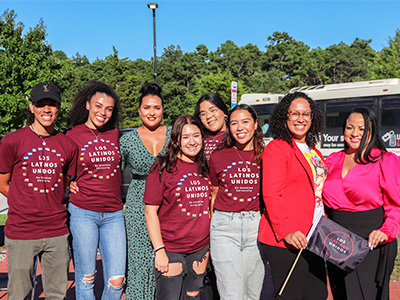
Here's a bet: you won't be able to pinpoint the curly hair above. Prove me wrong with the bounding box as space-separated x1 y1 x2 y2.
269 91 324 148
139 82 164 108
343 106 386 164
68 81 122 131
220 104 264 166
194 92 229 135
153 115 208 177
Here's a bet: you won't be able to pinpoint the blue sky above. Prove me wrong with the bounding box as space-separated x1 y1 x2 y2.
2 0 400 62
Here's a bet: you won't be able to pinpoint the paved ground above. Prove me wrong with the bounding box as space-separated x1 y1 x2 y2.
0 254 399 299
0 256 126 299
392 281 400 299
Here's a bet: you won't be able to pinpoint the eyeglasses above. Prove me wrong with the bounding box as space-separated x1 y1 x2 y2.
287 110 313 121
199 107 219 120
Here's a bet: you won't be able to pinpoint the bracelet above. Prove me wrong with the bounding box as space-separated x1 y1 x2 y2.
153 245 165 255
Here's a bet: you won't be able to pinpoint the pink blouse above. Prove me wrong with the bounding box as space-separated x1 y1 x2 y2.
322 148 400 242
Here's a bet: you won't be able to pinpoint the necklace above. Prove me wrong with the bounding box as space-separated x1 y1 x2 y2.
88 126 101 141
30 125 52 146
234 146 254 162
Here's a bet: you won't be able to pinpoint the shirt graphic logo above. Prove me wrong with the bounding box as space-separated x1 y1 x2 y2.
80 138 120 179
175 172 211 217
22 147 64 193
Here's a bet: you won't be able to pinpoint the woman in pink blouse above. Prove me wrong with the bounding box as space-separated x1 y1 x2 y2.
322 106 400 300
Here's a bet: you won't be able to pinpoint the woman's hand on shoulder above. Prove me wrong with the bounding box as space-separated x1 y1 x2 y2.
368 230 388 250
154 249 169 273
284 231 307 250
69 181 79 194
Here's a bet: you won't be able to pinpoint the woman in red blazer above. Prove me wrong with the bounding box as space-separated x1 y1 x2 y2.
258 92 328 300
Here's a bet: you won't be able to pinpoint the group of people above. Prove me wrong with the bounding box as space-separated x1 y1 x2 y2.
259 92 400 300
0 80 399 300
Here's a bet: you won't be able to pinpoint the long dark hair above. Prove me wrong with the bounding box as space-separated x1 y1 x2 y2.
269 91 324 148
194 92 229 135
153 115 208 177
68 81 122 131
343 106 386 163
139 82 164 108
221 104 264 166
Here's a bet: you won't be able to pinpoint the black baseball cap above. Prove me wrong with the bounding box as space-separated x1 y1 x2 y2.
30 82 61 104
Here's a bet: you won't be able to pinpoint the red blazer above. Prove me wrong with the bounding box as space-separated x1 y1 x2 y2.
258 138 324 249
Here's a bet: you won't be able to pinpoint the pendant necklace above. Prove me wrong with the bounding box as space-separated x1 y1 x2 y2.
234 146 254 163
88 126 101 141
30 125 52 146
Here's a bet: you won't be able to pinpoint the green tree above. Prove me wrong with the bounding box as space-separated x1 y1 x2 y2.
299 47 330 86
157 45 205 124
247 69 287 94
0 10 68 136
209 41 264 87
263 32 310 89
324 39 375 84
118 58 153 128
372 29 400 79
190 68 248 111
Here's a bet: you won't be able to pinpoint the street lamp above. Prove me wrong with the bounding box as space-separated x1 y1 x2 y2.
147 3 158 84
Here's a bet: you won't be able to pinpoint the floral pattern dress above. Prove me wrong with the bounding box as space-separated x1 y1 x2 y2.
120 127 171 299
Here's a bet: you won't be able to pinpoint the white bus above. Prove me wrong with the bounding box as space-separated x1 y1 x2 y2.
239 78 400 157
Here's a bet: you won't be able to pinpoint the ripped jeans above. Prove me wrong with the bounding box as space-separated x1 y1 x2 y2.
68 203 126 300
155 245 209 300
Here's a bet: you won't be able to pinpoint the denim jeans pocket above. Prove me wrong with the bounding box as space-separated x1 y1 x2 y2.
210 211 229 230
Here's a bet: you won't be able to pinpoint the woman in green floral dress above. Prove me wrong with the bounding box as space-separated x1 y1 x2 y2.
120 83 171 299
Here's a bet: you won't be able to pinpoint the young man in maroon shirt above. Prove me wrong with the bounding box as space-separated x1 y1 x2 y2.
0 82 78 299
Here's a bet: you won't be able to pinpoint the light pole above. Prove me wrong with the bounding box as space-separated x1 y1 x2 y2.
147 3 158 84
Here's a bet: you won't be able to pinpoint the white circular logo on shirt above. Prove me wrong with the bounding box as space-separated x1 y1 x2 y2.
79 139 120 179
22 147 64 193
175 172 211 218
221 160 260 202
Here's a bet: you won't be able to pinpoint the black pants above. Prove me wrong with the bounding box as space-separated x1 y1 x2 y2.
325 206 397 300
327 240 397 300
260 243 327 300
201 260 220 300
155 246 209 300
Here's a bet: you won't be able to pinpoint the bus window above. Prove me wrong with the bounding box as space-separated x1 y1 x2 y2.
251 103 275 119
325 99 375 128
251 104 276 137
381 98 400 127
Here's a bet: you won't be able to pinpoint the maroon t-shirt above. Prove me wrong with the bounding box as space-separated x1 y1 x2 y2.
204 131 226 161
0 126 78 239
66 124 123 212
209 147 261 212
143 159 211 253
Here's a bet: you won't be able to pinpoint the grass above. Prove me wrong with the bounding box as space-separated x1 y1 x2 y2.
0 215 6 226
391 236 400 281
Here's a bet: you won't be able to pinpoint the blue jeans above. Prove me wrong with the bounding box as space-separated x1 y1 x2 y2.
68 203 126 300
210 210 265 300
